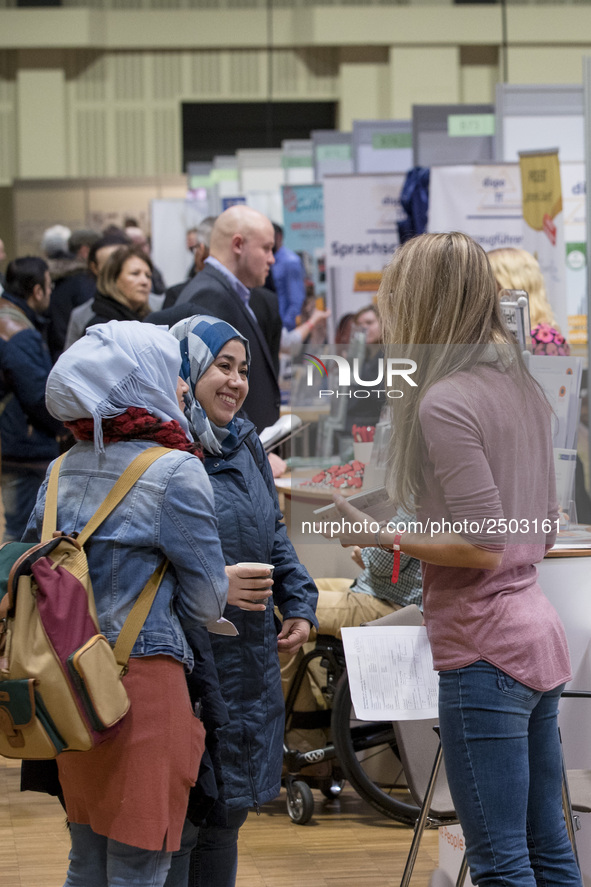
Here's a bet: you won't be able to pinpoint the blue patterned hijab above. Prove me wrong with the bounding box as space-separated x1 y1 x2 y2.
168 315 251 456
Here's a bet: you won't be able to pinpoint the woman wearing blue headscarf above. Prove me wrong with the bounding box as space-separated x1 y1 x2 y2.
166 315 318 887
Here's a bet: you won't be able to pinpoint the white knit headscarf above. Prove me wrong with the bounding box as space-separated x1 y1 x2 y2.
46 320 190 453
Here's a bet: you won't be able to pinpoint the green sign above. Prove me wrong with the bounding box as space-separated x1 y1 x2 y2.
210 169 238 183
447 114 495 138
282 156 314 169
189 175 212 188
316 144 352 162
372 132 412 150
566 242 586 271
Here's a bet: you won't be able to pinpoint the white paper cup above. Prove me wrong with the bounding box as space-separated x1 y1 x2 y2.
235 562 274 605
235 562 274 577
353 441 374 465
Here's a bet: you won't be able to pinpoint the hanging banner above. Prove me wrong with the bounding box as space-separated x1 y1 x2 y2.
282 184 325 298
324 173 404 334
427 164 523 251
519 150 568 335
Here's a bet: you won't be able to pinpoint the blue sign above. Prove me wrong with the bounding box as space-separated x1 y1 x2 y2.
221 196 247 211
282 185 324 254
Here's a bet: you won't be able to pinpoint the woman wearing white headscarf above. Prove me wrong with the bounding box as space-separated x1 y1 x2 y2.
23 320 228 887
165 315 317 887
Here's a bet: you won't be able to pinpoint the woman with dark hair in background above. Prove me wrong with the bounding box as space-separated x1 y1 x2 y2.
85 244 153 329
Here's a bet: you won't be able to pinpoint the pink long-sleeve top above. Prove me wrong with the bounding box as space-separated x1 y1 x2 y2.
417 362 571 691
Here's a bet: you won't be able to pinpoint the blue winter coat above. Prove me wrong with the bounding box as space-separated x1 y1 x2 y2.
0 294 61 464
201 418 318 811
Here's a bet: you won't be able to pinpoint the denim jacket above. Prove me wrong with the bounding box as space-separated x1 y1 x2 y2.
24 439 228 670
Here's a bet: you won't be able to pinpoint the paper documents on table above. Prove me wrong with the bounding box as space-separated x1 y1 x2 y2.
341 626 439 721
313 486 393 522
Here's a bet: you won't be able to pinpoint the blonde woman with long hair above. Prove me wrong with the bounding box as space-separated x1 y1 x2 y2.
330 232 581 887
488 246 570 355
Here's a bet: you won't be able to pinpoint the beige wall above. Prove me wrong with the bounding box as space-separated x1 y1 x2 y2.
389 47 460 119
0 4 589 187
12 176 186 255
508 46 591 85
338 47 389 130
17 51 68 179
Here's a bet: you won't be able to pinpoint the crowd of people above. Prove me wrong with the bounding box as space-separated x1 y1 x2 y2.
0 212 585 887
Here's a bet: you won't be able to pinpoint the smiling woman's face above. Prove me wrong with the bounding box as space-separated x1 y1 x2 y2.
194 339 249 426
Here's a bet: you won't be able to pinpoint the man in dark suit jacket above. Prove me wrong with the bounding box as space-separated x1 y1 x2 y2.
147 206 280 433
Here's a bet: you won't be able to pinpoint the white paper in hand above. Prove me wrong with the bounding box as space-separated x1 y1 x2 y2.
341 625 439 720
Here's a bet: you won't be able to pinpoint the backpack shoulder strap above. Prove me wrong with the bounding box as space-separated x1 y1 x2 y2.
41 453 68 541
41 446 171 544
112 558 169 669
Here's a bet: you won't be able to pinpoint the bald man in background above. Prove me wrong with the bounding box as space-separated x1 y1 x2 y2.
147 206 281 433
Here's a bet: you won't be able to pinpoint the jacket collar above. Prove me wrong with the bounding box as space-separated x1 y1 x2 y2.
1 292 45 330
90 292 142 322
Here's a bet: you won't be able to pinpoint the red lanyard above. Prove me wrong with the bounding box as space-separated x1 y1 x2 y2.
391 534 403 584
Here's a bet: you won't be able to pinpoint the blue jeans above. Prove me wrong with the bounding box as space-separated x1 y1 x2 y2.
438 661 582 887
64 823 172 887
165 808 249 887
1 465 46 542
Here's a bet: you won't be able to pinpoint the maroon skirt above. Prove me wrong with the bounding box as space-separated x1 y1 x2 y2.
58 655 205 852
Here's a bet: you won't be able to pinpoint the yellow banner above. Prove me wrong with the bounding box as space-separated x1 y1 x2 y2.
519 151 563 237
353 271 382 292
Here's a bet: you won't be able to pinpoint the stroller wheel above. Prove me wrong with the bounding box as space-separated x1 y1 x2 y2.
286 780 315 824
321 778 345 799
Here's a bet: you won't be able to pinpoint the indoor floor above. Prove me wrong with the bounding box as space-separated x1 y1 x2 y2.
0 757 440 887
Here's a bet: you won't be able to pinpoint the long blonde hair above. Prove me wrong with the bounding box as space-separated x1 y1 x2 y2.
377 232 542 509
487 247 556 329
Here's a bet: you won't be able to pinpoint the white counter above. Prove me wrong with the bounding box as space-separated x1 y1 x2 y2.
538 551 591 770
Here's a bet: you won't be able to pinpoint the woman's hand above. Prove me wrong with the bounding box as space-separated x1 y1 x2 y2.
277 617 311 655
225 565 273 611
267 452 287 478
327 495 502 570
351 546 365 569
324 494 381 548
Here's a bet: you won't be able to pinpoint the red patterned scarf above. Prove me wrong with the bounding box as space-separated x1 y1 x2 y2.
66 407 203 459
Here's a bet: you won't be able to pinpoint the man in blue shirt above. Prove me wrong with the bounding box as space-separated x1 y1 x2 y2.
270 223 306 332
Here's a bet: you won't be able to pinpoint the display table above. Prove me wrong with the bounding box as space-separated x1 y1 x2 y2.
279 404 330 458
276 470 360 581
538 538 591 771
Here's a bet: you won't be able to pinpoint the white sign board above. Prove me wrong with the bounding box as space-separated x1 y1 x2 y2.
428 162 587 344
427 164 523 251
150 197 211 289
324 173 404 332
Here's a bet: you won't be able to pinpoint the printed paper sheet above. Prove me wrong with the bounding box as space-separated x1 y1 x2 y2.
341 626 439 721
